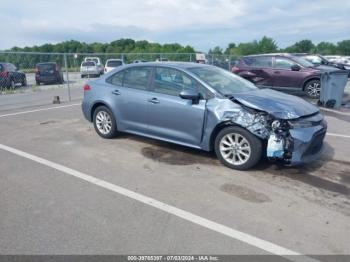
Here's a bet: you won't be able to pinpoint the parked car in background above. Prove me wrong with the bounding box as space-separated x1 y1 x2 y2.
104 59 124 73
35 62 63 85
84 57 104 74
323 55 342 62
82 62 326 170
0 62 27 89
293 53 350 77
155 58 168 62
133 60 148 63
293 53 342 68
80 61 101 78
231 53 339 98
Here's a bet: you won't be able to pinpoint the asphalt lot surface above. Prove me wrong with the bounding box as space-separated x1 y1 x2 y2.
1 78 350 258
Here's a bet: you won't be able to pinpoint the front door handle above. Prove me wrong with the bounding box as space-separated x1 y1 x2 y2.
148 97 160 104
273 71 281 74
112 90 121 95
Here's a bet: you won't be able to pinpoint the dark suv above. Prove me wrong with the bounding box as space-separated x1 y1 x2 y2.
231 53 334 98
35 62 64 85
0 62 27 89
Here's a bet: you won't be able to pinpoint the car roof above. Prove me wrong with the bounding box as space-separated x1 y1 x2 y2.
242 53 294 58
121 61 210 70
36 62 57 65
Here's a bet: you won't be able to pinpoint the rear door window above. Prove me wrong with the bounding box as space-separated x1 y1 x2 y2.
123 67 152 90
243 57 272 68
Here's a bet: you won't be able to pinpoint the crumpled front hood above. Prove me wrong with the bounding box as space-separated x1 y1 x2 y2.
232 89 319 119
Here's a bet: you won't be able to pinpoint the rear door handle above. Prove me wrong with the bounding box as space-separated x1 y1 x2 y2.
148 97 160 104
273 71 281 74
112 90 121 95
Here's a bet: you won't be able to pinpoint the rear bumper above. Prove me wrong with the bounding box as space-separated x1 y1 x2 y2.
288 121 327 165
81 70 100 75
36 75 59 83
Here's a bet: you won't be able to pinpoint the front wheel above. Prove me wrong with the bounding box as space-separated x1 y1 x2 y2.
93 106 118 139
305 80 321 98
214 126 262 170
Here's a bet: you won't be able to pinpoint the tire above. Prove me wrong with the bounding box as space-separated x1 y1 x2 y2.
93 106 118 139
22 77 27 87
8 78 15 89
304 79 321 99
214 126 262 170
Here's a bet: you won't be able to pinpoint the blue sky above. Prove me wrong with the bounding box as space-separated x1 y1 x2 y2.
0 0 349 52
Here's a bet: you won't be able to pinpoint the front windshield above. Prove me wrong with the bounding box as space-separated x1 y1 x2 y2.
188 66 257 96
291 56 314 67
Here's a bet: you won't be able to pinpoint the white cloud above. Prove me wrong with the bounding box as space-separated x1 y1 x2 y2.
0 0 349 50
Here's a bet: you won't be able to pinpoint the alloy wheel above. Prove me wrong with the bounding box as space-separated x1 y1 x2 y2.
95 111 112 135
306 82 320 98
219 133 251 166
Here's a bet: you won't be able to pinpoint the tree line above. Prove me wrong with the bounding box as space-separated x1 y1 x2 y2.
5 37 350 56
1 37 349 70
209 36 350 56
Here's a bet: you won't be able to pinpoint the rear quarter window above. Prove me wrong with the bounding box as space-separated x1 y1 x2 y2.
243 57 272 68
107 71 124 86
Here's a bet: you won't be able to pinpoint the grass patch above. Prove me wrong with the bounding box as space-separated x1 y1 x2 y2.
31 85 41 92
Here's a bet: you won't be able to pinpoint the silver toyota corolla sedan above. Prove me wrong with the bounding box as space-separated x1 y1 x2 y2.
82 62 327 170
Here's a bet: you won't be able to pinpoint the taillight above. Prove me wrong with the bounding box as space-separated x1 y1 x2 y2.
83 84 90 91
0 71 8 77
231 66 240 73
104 67 107 72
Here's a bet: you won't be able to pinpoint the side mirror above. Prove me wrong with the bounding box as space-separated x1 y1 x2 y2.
179 89 200 103
291 64 301 71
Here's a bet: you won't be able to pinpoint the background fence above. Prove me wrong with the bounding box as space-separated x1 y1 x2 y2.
0 51 240 105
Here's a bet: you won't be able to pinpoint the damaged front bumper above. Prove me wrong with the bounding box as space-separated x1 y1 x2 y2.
287 122 327 165
266 117 327 165
213 97 327 166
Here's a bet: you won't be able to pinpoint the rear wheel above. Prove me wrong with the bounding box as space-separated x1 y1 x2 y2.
214 126 262 170
305 79 321 98
21 77 27 87
8 78 15 89
93 106 118 139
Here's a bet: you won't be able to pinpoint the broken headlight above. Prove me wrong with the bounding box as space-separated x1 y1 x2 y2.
269 119 289 132
287 119 313 128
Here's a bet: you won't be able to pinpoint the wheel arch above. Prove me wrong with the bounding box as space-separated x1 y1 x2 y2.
209 120 267 152
209 121 238 151
90 101 114 122
302 77 320 91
